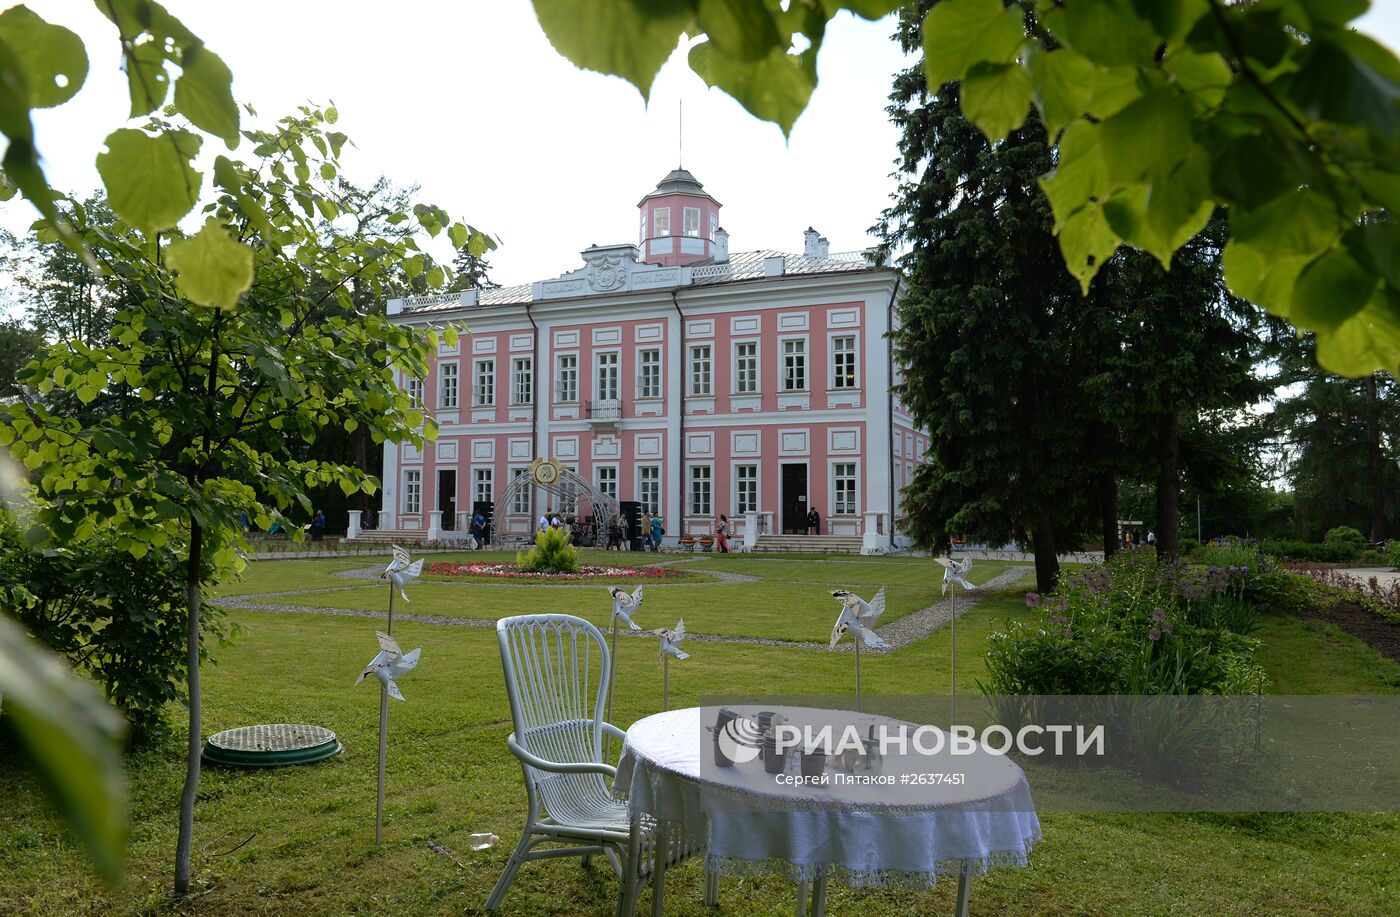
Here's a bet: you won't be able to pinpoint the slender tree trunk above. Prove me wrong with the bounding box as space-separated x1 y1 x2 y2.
174 522 203 896
1155 410 1181 561
1099 469 1118 561
1032 517 1060 594
1365 375 1385 544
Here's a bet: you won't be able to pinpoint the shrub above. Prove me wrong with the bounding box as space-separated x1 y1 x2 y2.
1390 541 1400 571
516 526 580 574
1260 538 1356 563
983 551 1267 699
0 517 229 739
1324 525 1367 551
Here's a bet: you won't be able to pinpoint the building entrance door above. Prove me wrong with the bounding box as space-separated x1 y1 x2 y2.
438 469 456 530
781 463 807 534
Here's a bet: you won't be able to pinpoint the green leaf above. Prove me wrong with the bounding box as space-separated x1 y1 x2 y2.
164 218 253 309
1085 65 1142 119
1026 45 1095 136
172 44 239 147
1039 119 1106 232
1229 187 1346 258
319 162 336 180
1289 35 1400 140
1313 290 1400 376
1044 0 1158 68
1163 49 1232 111
696 0 783 63
531 0 691 100
1059 199 1121 293
1099 88 1193 184
689 41 816 137
0 6 87 108
121 40 168 118
1144 148 1214 257
1208 131 1303 209
96 128 203 235
962 61 1032 143
921 0 1024 89
1290 246 1378 330
0 616 127 883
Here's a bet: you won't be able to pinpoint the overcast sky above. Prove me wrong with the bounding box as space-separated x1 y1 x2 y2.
4 2 1399 290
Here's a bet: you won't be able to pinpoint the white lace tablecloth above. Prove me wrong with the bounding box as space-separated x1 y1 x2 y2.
615 706 1041 887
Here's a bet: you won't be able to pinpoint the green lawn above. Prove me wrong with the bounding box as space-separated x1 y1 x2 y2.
2 556 1397 915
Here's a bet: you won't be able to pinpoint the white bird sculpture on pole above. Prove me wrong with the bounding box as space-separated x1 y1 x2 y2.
378 545 424 604
942 556 974 727
356 631 422 701
608 585 645 631
654 619 689 711
604 585 644 756
829 587 889 710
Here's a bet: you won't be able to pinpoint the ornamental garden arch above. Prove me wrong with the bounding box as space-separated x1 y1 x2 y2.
494 457 622 544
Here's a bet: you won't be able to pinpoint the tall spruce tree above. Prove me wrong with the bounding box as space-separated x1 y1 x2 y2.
877 2 1096 593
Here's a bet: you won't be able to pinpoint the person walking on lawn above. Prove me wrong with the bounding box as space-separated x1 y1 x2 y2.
716 514 731 553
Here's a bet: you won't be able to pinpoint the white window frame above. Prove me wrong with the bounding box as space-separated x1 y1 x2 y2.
654 207 670 237
688 463 712 517
637 347 662 399
735 463 759 515
831 333 858 390
595 350 621 402
709 212 718 239
555 352 578 403
473 467 493 505
781 337 807 392
474 358 495 406
596 464 619 501
832 461 859 516
689 344 712 396
510 467 531 515
404 375 423 406
439 362 459 409
512 356 533 405
638 465 661 515
683 207 700 237
403 469 422 515
733 340 759 395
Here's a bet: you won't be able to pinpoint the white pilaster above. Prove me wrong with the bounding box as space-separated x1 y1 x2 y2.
666 306 684 545
428 509 443 541
347 510 362 540
864 288 895 547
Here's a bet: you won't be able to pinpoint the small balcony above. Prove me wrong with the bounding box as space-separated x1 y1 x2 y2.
586 398 623 427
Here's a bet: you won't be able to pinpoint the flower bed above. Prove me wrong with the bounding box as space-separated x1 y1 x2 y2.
426 561 686 581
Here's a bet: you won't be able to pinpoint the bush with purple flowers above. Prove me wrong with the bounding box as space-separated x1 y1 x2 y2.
986 552 1268 697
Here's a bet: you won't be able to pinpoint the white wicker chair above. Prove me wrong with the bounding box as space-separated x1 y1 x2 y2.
488 613 701 916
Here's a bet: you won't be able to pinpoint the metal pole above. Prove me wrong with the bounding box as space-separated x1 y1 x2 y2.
377 585 396 846
854 638 862 712
949 590 957 728
1197 495 1202 543
663 654 669 712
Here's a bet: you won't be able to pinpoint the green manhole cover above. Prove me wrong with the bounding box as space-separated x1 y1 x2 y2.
203 723 341 768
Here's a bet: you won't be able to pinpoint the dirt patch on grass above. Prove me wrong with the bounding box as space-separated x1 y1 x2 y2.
1302 600 1400 663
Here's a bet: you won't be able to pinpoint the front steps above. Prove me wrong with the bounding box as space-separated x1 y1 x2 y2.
751 534 865 554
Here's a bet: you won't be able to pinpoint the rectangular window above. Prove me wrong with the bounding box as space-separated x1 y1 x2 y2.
474 359 495 406
638 348 661 398
474 468 493 505
709 212 718 239
439 363 459 408
511 467 531 515
689 344 712 396
735 341 758 394
512 357 533 404
832 335 857 389
689 465 711 517
597 466 618 500
683 207 700 236
783 339 806 391
654 207 670 237
834 463 857 515
596 351 619 401
556 353 578 402
403 470 421 515
736 464 758 515
405 376 423 406
639 465 660 515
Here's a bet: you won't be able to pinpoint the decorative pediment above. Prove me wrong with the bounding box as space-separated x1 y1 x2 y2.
535 243 691 300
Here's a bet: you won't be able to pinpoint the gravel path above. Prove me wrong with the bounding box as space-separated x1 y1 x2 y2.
211 564 1032 652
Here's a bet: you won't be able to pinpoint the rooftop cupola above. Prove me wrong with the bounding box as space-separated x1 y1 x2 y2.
638 168 722 267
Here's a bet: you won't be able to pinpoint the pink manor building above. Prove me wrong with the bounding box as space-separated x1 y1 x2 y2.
368 169 929 552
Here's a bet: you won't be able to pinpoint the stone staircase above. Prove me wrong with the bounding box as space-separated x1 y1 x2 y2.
751 534 864 554
352 529 430 545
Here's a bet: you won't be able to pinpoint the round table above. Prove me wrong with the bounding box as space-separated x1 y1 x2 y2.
615 705 1041 916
